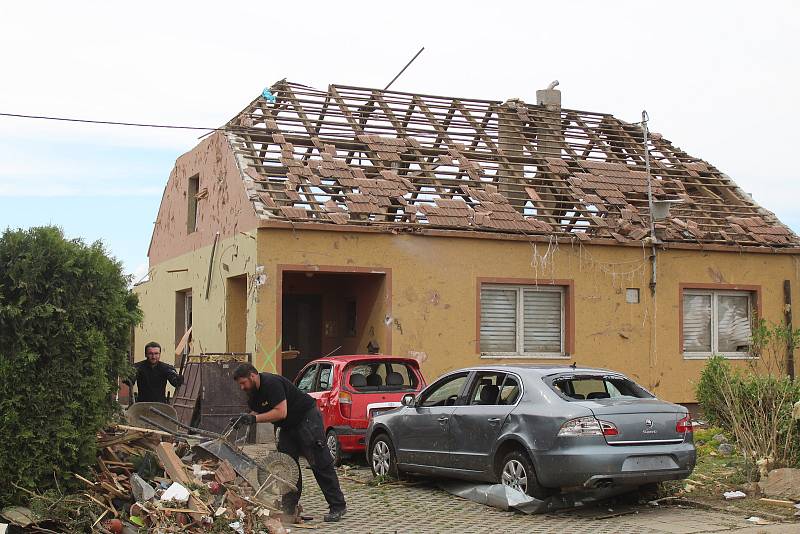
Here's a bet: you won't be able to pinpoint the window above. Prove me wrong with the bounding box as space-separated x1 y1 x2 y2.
467 372 521 406
296 365 318 393
480 284 564 356
347 360 419 392
318 364 333 391
683 289 753 357
187 175 199 233
549 374 652 401
419 373 469 407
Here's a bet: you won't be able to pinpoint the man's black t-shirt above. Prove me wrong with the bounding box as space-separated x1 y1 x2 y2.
130 361 182 404
247 372 316 428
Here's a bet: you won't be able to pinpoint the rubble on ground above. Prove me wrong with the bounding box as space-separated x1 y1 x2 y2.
758 468 800 502
0 425 295 533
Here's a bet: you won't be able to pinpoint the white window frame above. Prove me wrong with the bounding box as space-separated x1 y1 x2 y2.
682 289 754 360
480 284 567 359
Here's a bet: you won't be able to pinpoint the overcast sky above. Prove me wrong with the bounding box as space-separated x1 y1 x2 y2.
1 1 798 279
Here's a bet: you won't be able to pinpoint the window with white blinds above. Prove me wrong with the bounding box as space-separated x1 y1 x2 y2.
480 284 564 357
682 290 753 357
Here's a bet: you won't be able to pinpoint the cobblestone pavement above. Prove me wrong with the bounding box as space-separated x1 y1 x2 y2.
243 446 797 534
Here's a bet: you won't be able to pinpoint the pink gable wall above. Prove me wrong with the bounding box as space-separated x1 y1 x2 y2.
148 132 260 266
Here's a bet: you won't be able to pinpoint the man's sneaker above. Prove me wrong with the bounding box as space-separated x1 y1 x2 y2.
323 508 347 522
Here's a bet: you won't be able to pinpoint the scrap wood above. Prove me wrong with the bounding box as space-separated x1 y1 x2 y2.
214 459 237 484
114 424 174 438
154 442 210 519
759 498 797 507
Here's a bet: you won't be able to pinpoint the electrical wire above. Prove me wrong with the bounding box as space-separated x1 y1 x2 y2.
0 111 223 131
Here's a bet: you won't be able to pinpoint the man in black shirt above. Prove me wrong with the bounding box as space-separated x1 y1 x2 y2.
232 363 347 523
126 341 183 404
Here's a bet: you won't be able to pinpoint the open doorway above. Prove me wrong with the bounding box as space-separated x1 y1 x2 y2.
279 268 390 380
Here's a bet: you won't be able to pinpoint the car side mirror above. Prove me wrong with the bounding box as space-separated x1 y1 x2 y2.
401 393 416 407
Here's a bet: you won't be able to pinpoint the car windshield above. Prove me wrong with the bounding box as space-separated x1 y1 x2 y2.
347 361 419 392
549 374 652 400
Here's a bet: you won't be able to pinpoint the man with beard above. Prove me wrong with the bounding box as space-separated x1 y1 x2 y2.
231 363 347 523
126 341 183 403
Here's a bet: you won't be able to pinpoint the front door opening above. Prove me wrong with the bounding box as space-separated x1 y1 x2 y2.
280 270 388 380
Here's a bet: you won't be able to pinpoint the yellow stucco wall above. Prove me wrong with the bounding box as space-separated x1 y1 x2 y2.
133 233 259 389
253 227 800 403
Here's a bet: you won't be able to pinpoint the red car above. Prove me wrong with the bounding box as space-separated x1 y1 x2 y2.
293 354 426 464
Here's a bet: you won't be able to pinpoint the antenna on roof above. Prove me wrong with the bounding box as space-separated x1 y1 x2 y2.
570 361 577 369
383 47 425 91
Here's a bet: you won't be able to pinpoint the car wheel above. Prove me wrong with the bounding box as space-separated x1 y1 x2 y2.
370 434 398 479
326 430 342 466
499 450 548 500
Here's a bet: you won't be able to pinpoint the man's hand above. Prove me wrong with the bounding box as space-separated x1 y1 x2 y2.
230 413 257 428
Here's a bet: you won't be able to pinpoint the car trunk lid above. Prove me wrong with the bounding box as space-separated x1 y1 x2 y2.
580 399 687 445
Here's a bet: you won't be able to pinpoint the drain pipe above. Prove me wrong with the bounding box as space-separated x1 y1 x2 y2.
642 111 658 295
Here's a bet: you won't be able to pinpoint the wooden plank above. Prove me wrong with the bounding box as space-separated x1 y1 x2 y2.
155 442 209 520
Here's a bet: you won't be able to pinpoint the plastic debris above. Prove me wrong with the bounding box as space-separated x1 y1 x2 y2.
723 490 747 500
229 521 245 534
160 482 190 503
131 473 156 502
746 516 770 525
262 88 276 103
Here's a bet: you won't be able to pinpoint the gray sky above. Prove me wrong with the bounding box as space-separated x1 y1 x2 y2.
1 1 798 278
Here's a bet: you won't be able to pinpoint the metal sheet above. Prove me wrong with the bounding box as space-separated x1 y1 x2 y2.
198 360 250 434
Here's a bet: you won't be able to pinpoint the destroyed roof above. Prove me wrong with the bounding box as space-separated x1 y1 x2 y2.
223 80 799 248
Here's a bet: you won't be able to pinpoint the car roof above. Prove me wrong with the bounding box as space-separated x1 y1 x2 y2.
315 354 419 364
459 364 625 377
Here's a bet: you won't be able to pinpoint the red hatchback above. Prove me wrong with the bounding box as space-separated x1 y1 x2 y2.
293 354 426 464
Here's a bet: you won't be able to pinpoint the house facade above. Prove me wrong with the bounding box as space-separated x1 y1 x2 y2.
134 81 800 404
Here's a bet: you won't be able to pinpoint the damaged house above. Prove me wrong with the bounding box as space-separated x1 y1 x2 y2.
134 80 800 404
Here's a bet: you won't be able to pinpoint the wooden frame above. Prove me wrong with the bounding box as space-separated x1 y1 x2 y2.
222 80 798 249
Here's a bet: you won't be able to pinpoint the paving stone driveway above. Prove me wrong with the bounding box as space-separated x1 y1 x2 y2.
243 447 796 533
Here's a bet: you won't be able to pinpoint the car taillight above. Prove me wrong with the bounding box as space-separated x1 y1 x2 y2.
600 421 619 436
558 417 617 437
676 414 693 433
339 391 352 419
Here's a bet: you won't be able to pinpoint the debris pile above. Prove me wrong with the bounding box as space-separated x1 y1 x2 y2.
1 425 298 533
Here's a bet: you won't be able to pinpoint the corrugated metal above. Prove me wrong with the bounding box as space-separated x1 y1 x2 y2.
683 294 712 352
522 289 562 353
480 288 517 352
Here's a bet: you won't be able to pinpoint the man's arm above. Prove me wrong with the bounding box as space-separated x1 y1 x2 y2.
163 363 184 388
252 400 288 424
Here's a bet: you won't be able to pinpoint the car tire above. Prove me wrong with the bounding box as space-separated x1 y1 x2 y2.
326 430 342 466
369 433 399 479
499 450 548 500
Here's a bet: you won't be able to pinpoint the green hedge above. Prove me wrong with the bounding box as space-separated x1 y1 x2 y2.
0 226 141 505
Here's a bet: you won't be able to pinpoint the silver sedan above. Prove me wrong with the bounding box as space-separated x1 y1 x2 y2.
366 365 696 498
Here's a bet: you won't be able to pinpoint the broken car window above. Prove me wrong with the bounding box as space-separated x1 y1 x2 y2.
548 375 652 400
296 364 318 393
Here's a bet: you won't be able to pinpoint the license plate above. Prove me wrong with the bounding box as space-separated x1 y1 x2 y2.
622 455 678 471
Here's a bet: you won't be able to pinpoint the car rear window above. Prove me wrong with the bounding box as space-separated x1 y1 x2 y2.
347 361 419 392
548 374 652 400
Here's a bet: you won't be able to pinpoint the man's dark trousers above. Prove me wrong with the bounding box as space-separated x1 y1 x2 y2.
277 406 346 513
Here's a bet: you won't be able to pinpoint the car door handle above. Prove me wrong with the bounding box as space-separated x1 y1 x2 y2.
487 417 501 425
437 417 449 422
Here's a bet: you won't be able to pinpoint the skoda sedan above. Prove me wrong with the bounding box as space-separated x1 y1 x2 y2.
366 365 695 498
